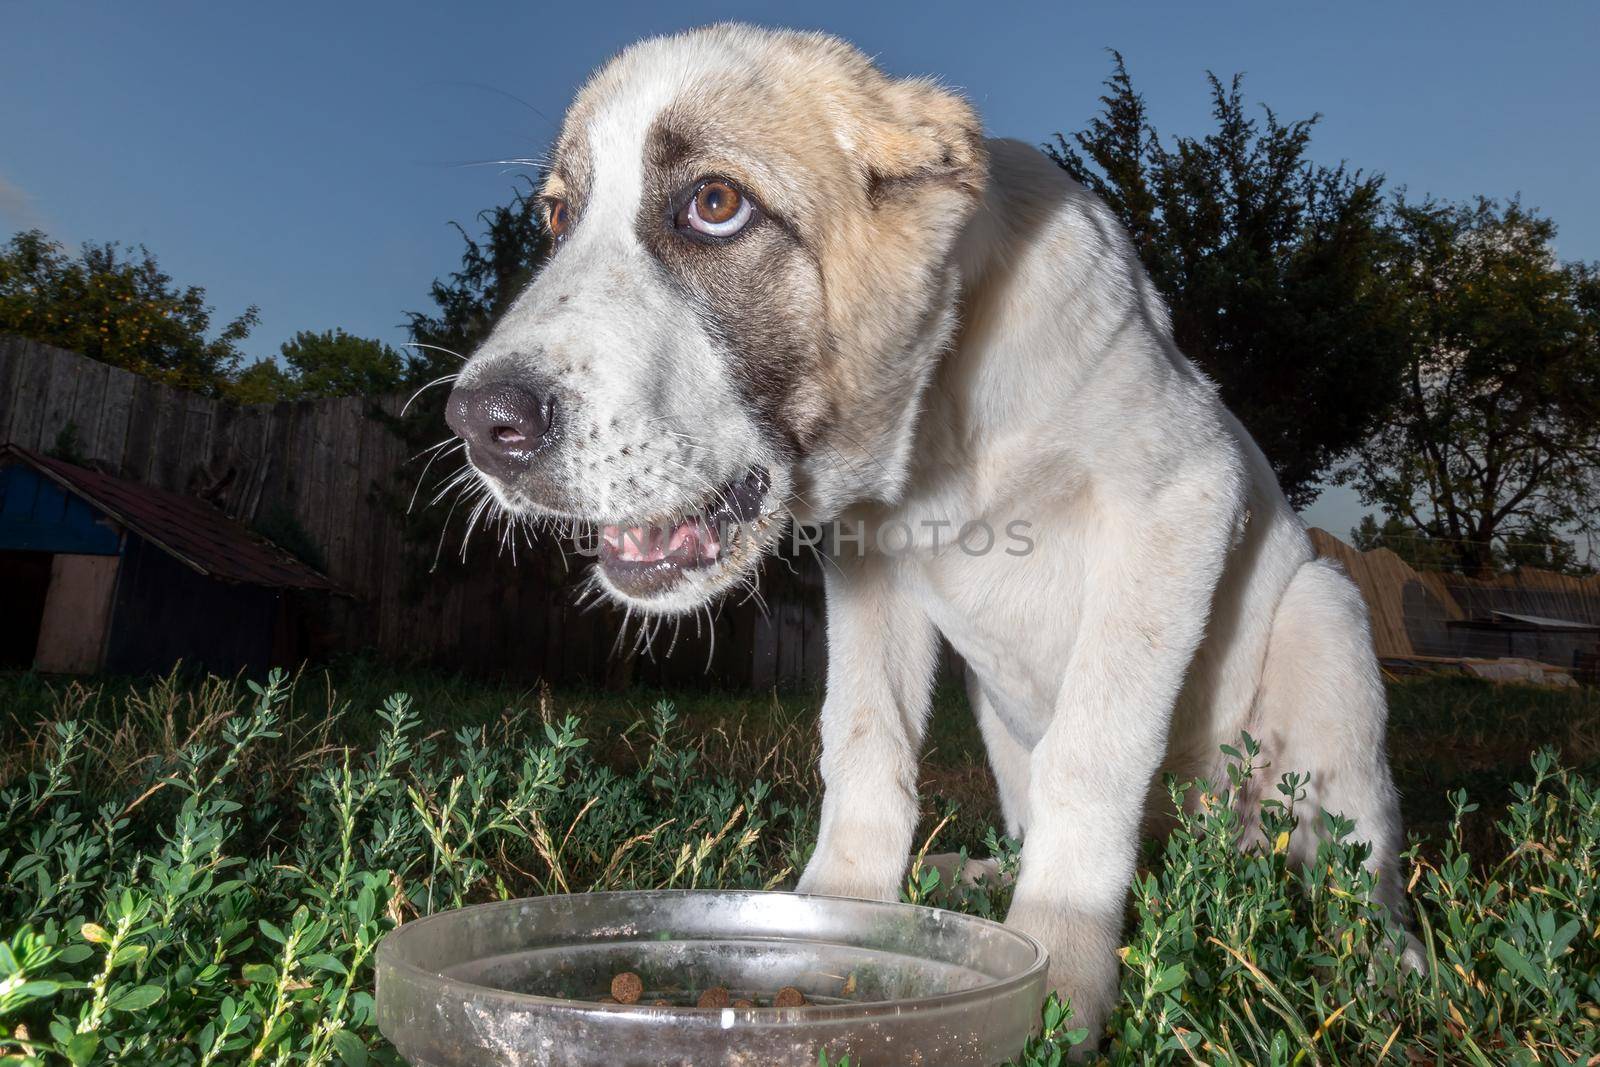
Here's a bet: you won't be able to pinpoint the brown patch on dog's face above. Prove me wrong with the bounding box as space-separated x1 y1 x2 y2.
632 100 828 458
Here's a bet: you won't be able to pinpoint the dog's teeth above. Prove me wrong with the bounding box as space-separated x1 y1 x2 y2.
616 524 652 561
668 521 695 555
643 527 665 562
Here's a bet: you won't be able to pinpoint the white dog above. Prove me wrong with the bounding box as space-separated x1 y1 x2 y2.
445 24 1412 1041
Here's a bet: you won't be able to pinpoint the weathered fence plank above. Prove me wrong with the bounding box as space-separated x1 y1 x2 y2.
5 341 50 449
120 377 159 481
95 366 137 471
39 348 80 454
65 357 109 460
0 335 24 442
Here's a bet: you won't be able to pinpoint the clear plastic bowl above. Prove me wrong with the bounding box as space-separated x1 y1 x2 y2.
375 889 1048 1066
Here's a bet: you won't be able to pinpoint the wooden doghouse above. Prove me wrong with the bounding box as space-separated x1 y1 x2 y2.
0 444 337 676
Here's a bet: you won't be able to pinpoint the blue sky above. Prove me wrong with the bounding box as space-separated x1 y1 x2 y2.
2 1 1596 533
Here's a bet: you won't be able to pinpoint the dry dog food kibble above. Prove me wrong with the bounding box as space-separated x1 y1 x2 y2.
696 986 731 1009
773 986 807 1008
610 972 643 1005
601 971 817 1009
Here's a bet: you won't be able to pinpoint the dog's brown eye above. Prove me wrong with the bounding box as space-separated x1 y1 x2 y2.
683 179 753 238
696 182 739 224
548 199 570 239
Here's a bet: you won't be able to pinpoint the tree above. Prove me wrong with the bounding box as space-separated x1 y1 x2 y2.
0 229 258 394
1342 197 1600 577
280 329 409 398
1049 55 1408 506
386 176 556 559
1348 513 1591 574
228 358 296 404
404 176 554 385
377 178 555 573
1497 518 1590 576
232 329 413 402
1350 514 1457 572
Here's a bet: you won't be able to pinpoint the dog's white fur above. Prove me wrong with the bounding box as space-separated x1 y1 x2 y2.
796 137 1411 1037
454 26 1413 1042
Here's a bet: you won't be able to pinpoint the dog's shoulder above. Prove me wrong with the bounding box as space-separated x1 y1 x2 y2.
960 139 1157 317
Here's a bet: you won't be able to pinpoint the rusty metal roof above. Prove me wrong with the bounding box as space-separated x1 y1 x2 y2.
1489 611 1600 632
1 444 338 591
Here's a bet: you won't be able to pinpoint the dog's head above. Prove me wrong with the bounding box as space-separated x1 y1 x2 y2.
446 24 986 614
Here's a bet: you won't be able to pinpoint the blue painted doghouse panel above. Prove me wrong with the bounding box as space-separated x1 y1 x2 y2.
0 462 122 555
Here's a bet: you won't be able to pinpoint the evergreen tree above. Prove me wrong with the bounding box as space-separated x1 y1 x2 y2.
1050 55 1407 507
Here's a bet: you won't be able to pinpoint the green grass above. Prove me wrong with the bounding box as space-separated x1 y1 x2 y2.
0 665 1595 1065
15 661 1586 866
0 662 995 861
1384 674 1600 856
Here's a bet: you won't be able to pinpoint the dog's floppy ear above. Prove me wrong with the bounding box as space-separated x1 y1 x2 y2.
849 77 987 201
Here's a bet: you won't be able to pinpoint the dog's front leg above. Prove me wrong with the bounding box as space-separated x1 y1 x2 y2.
795 553 937 901
1008 479 1243 1044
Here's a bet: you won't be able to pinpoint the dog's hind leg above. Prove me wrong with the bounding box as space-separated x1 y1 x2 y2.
970 677 1033 841
1251 558 1419 959
916 680 1034 890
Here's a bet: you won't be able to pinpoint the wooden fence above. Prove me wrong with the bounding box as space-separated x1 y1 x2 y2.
1310 528 1600 672
0 336 827 687
8 335 1594 688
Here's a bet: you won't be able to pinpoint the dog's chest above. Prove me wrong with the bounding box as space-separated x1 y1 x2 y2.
911 541 1085 746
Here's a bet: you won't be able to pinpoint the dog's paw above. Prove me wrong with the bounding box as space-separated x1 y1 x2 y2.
1004 899 1120 1056
1399 930 1428 973
1388 927 1427 979
794 851 901 902
921 852 1011 889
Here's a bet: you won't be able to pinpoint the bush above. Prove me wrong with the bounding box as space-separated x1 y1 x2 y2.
0 671 1594 1065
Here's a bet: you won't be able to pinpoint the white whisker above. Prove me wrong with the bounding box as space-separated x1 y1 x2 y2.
401 372 460 416
408 441 466 513
403 341 470 363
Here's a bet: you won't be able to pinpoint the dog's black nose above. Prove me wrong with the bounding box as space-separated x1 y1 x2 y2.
445 382 556 479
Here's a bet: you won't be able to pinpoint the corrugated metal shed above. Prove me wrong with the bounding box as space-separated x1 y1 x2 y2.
0 444 336 591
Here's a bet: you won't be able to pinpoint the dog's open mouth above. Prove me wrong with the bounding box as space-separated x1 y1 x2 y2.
596 467 771 598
